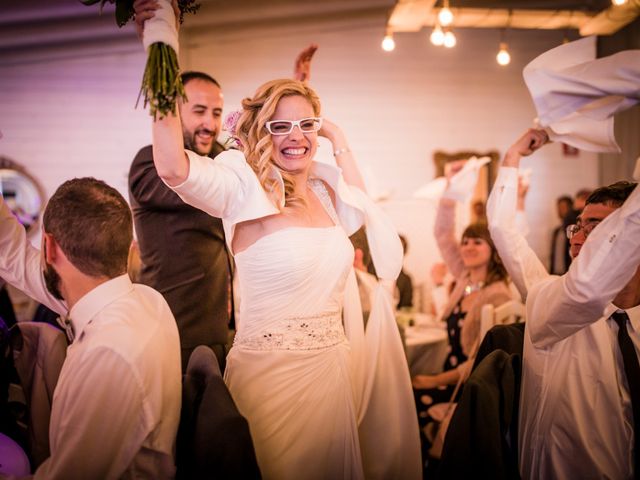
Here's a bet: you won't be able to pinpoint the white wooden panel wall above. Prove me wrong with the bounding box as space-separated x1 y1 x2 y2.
182 24 598 285
0 22 598 282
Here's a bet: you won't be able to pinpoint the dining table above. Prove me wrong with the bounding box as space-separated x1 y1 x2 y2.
400 312 450 377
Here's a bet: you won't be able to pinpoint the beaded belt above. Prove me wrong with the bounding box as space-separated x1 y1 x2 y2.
234 310 346 351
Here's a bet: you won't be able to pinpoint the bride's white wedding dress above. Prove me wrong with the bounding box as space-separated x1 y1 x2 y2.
171 146 421 480
228 180 362 478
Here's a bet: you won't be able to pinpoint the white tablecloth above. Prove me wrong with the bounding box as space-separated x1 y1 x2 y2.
402 314 449 376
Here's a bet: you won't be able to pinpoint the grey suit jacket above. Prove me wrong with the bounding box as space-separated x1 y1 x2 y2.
128 144 232 351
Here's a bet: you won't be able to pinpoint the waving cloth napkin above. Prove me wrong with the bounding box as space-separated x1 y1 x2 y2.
523 36 640 153
413 156 490 201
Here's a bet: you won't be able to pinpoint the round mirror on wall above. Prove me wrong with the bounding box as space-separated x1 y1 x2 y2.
0 156 45 236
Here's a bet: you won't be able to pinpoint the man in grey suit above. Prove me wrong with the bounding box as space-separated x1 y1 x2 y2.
129 71 232 371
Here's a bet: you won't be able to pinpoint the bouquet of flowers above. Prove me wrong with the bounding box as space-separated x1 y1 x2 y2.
80 0 200 119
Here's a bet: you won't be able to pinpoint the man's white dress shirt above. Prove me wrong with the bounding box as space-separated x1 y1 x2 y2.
0 198 182 479
487 167 640 479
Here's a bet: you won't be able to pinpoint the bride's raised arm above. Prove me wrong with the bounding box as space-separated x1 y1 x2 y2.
152 111 189 186
319 119 367 192
134 0 189 186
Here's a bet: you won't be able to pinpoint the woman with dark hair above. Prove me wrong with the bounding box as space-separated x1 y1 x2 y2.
413 166 513 394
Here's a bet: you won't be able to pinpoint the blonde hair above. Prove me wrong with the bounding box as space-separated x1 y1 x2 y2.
235 78 321 209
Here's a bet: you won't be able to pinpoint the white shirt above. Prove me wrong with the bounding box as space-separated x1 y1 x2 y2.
0 199 182 479
487 167 640 479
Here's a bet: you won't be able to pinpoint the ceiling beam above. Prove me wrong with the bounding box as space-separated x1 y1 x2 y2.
389 7 595 32
388 0 437 32
387 2 640 34
580 0 640 35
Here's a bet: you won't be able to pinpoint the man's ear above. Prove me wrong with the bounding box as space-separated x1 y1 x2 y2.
43 233 58 264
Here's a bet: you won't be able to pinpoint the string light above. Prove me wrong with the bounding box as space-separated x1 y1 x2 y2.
430 24 445 46
381 29 395 52
438 0 454 27
612 0 627 5
496 42 511 65
443 29 456 48
496 27 510 66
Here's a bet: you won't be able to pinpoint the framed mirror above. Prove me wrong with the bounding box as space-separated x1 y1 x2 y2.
0 156 45 236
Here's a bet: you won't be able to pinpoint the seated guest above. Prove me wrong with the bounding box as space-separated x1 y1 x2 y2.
396 235 414 309
487 128 639 479
413 162 512 396
0 178 181 478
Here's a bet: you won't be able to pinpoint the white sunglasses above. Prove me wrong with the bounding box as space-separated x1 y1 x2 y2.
265 117 323 135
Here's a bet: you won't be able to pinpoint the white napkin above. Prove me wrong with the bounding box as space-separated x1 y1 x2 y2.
142 0 179 54
412 177 447 200
524 36 640 153
443 156 491 202
413 157 490 202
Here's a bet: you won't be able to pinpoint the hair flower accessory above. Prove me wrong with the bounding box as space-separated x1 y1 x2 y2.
223 110 243 149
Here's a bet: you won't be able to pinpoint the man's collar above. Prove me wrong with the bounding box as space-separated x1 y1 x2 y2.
67 274 134 341
605 303 640 332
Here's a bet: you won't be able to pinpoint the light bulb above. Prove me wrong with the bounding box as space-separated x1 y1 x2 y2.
381 34 395 52
430 25 445 46
612 0 627 5
496 42 511 65
443 30 456 48
438 7 454 27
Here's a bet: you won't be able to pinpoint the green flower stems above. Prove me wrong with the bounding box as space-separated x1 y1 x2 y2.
137 42 187 120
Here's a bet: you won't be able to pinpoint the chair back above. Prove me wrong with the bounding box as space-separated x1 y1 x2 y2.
176 345 261 479
438 350 522 479
480 301 525 344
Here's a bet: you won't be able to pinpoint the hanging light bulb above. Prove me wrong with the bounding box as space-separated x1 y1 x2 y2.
438 1 454 27
612 0 627 5
443 30 456 48
496 42 511 65
430 24 445 46
381 30 395 52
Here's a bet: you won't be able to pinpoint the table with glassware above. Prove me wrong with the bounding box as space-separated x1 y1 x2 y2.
397 311 449 376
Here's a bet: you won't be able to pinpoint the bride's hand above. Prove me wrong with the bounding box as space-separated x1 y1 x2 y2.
133 0 179 38
319 118 347 147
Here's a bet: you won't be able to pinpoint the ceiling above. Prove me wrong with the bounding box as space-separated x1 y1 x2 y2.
388 0 640 35
1 0 638 64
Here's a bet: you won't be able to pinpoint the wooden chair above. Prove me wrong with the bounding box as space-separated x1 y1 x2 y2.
479 301 526 343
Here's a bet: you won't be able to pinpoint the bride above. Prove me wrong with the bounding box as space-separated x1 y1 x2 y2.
141 10 420 480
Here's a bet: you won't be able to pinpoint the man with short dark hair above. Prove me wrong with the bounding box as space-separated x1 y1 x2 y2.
0 178 181 478
574 187 593 212
129 71 233 372
488 129 640 479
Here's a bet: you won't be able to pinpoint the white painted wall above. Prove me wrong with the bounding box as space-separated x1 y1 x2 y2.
0 15 599 286
180 22 599 285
